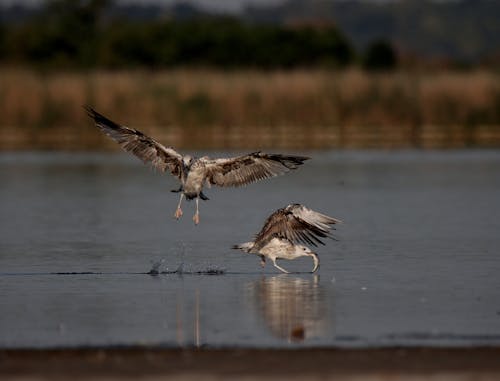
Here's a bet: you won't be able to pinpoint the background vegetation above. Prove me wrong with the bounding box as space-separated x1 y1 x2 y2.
246 0 500 65
0 0 355 70
0 0 499 150
1 69 499 150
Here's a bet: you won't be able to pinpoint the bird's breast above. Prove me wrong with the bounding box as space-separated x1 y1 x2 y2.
183 167 205 195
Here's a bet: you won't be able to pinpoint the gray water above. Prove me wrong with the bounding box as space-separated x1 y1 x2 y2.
1 150 500 348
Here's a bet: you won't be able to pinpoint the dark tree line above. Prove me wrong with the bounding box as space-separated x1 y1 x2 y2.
0 0 396 70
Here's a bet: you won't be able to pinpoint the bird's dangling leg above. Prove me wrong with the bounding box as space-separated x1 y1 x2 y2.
272 258 290 274
174 193 184 220
260 255 266 268
193 197 200 225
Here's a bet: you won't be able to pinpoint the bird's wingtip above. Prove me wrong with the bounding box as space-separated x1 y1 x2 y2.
331 217 343 224
292 155 310 164
83 105 98 119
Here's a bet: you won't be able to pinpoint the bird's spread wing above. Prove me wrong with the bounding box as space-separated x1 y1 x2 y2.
202 152 309 188
85 107 183 178
254 204 341 248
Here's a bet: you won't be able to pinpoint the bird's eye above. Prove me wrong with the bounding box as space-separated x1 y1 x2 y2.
302 248 306 251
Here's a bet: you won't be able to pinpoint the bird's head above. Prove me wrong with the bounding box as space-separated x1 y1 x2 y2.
297 245 320 273
183 155 194 168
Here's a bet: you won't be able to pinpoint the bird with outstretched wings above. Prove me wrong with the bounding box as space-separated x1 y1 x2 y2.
86 107 309 224
233 204 341 273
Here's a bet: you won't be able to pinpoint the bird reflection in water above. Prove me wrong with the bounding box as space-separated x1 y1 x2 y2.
175 289 201 348
247 275 333 342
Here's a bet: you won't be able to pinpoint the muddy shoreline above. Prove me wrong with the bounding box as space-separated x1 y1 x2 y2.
2 347 500 380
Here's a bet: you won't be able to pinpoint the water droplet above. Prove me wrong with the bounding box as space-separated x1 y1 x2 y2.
148 259 164 275
176 262 184 274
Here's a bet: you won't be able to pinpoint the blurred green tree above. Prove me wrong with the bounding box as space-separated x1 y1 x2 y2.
6 0 108 68
1 1 354 70
362 39 397 71
0 23 5 59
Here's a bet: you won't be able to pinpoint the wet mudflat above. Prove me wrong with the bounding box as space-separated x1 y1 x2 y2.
1 150 499 348
3 347 500 381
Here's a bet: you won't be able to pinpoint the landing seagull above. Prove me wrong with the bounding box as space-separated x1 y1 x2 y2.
233 204 340 273
85 107 309 224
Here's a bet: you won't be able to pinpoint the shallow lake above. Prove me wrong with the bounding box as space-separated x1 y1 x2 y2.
1 150 499 348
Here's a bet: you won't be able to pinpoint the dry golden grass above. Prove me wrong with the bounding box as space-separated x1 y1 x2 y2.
0 68 499 149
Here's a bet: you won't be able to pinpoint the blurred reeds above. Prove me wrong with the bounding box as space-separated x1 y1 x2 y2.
1 68 499 150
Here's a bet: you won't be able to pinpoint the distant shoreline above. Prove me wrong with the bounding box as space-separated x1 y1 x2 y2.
2 347 500 380
2 124 500 151
1 69 499 150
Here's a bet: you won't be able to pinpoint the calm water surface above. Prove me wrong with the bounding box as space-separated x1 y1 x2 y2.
1 150 499 348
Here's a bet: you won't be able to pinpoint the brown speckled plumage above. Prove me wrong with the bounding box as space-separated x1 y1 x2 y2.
233 204 341 273
85 107 309 224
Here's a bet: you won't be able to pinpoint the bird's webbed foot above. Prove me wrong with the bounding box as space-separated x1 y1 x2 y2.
174 208 183 220
193 213 200 225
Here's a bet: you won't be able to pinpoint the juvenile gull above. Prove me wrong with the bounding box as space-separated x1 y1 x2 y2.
85 107 309 224
233 204 340 273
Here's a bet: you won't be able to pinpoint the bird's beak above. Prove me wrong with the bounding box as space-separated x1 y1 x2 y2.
311 253 320 273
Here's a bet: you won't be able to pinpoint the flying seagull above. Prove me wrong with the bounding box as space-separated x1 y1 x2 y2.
233 204 340 273
85 107 309 224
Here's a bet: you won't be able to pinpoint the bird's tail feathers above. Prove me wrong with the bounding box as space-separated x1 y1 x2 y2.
232 242 254 252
